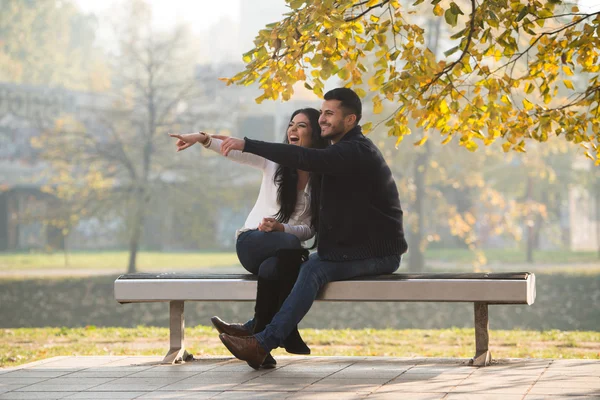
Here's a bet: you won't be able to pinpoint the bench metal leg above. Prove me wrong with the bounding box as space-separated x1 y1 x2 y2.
162 301 193 364
470 302 492 367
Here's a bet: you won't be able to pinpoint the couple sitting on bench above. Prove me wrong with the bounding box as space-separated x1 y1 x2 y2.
169 87 408 369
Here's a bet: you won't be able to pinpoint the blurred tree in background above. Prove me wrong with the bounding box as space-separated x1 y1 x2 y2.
22 0 237 272
0 0 237 272
0 0 108 90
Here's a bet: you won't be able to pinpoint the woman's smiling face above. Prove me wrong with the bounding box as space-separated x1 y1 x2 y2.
287 112 313 148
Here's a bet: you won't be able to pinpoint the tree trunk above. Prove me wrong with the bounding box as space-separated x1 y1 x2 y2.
596 177 600 259
526 176 534 264
63 237 69 268
407 18 439 273
128 64 156 273
408 151 428 272
127 189 147 273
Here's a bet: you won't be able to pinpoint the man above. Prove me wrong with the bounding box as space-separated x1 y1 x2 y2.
218 87 408 369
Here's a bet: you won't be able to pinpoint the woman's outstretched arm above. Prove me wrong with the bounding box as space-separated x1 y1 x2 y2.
169 132 266 169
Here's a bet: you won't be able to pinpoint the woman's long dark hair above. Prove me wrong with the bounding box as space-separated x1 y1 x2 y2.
273 108 327 248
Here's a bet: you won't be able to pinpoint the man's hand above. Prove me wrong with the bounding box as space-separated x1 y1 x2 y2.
220 137 245 156
169 132 206 152
258 217 284 233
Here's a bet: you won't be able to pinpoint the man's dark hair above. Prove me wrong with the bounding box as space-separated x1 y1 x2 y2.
323 87 362 124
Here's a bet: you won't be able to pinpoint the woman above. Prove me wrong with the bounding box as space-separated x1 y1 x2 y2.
169 108 326 368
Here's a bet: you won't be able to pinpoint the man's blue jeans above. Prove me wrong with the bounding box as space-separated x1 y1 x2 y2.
254 252 401 351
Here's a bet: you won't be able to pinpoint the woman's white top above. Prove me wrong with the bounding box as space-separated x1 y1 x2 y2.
203 138 315 242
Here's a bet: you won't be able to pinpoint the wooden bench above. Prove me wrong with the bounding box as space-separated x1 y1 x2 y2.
114 272 536 366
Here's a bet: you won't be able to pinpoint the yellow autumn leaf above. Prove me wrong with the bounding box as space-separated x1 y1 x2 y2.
439 100 449 114
464 140 478 152
352 21 365 34
394 135 404 149
414 136 428 146
373 97 384 114
562 65 574 76
563 79 574 90
523 99 534 111
524 83 534 94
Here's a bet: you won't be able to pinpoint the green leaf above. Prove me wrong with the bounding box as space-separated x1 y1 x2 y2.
516 6 529 22
538 8 553 19
445 8 459 27
487 11 499 28
449 2 464 15
444 46 459 57
289 0 305 10
450 28 467 40
338 67 350 80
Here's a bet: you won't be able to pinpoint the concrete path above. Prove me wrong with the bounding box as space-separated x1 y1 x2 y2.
1 356 599 399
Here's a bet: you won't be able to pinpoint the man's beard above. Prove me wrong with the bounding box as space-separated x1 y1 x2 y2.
321 122 344 139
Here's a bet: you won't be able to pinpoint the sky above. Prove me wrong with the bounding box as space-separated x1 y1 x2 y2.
74 0 242 35
74 0 600 31
73 0 600 62
73 0 291 64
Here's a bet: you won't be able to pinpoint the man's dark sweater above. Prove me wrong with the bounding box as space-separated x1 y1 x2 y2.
243 125 408 261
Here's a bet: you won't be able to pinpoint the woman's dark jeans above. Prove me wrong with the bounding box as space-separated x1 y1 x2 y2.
235 229 303 329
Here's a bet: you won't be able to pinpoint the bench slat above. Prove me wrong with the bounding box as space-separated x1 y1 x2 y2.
117 272 531 281
114 274 535 305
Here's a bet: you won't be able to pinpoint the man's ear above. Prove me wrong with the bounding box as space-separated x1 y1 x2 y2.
345 113 357 126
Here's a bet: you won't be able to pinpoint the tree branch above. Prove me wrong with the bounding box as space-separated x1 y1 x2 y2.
492 11 600 75
420 0 477 95
346 1 389 22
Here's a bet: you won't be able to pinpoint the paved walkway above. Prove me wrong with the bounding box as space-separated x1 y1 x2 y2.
0 356 599 399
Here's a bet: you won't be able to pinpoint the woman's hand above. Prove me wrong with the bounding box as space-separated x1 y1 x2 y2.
169 132 207 152
258 217 284 232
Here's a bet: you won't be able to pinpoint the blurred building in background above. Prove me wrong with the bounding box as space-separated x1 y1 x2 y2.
0 84 75 251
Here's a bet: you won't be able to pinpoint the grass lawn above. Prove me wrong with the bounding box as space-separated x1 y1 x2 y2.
426 248 599 264
1 249 598 273
1 326 598 368
0 251 240 271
